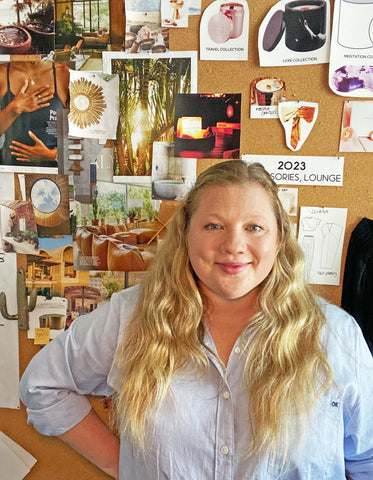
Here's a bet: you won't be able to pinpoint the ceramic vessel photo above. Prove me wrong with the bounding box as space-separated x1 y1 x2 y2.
254 78 285 106
284 0 327 52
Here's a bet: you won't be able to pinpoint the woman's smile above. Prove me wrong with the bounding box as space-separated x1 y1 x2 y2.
216 261 251 275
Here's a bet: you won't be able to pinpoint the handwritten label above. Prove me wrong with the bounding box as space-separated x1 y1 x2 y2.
250 105 279 119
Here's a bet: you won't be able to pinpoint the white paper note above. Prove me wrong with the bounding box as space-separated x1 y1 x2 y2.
0 175 19 409
0 431 37 479
0 252 19 408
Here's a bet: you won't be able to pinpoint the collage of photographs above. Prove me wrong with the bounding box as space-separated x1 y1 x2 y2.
0 2 203 347
0 1 372 479
1 0 371 344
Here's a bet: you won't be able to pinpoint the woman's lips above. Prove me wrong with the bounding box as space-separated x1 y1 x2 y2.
217 262 250 275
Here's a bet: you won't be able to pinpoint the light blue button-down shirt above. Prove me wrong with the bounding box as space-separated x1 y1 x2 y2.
20 285 373 479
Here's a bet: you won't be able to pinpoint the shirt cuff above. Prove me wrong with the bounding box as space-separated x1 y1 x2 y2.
25 390 92 436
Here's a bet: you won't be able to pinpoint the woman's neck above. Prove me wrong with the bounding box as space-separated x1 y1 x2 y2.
203 290 259 365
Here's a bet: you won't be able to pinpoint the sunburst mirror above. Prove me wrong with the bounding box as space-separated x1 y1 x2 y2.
69 78 107 129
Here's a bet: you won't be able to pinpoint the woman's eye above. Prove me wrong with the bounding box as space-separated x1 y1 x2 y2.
248 225 263 232
205 223 220 230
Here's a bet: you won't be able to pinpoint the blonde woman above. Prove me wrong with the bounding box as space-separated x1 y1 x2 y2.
20 160 373 479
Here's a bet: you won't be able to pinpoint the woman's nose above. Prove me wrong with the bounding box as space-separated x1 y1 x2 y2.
220 228 246 254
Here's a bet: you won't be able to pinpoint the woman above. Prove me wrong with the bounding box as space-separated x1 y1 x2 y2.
20 160 373 479
0 59 69 167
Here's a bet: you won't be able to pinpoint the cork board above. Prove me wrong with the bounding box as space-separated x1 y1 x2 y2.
1 1 372 479
171 0 373 305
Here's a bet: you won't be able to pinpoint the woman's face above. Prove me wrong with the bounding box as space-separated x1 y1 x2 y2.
187 183 279 305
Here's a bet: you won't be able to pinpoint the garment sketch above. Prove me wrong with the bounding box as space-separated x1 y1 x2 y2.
321 222 343 269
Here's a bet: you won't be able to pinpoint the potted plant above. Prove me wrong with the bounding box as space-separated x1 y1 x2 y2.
55 9 83 48
127 208 137 223
0 25 32 54
24 0 55 53
98 207 107 226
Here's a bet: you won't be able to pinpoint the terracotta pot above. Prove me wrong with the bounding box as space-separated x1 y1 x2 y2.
25 22 54 53
0 26 32 54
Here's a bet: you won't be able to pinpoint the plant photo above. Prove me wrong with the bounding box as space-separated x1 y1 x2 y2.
0 0 55 55
103 51 197 177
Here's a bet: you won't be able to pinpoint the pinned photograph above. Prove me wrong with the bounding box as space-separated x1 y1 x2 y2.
278 187 298 216
259 0 330 66
329 1 373 96
57 109 104 204
174 93 241 158
0 200 39 254
28 295 68 340
0 0 54 55
0 59 69 172
124 0 170 54
278 101 318 151
102 51 197 178
199 0 249 61
339 101 373 152
161 0 189 28
23 173 71 236
151 142 196 200
54 1 120 69
250 77 286 119
24 235 89 308
68 71 119 140
73 181 162 272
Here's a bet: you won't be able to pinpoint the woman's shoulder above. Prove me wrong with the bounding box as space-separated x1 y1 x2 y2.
317 297 370 362
317 297 359 336
109 284 141 323
111 283 141 304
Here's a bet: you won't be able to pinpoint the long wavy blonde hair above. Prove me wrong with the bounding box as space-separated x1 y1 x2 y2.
113 160 332 462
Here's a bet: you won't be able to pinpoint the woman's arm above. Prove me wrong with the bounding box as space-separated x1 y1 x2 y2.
343 317 373 480
20 289 140 475
59 409 120 479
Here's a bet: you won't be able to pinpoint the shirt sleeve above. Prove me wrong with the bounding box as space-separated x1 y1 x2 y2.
19 289 128 436
343 315 373 480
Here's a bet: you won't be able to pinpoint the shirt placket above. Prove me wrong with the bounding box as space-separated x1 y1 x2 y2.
214 374 234 480
203 327 240 480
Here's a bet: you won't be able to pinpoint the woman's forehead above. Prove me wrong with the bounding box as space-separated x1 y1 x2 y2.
191 183 275 218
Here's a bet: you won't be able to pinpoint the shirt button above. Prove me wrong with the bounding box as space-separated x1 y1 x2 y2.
223 390 230 399
234 346 241 354
221 445 229 455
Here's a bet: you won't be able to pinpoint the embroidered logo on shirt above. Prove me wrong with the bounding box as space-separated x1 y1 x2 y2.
331 401 340 408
